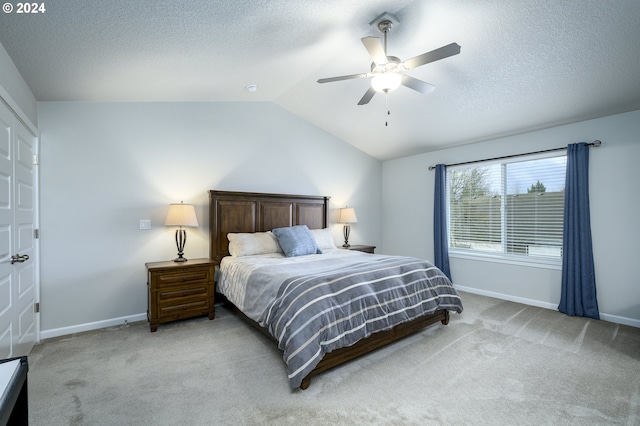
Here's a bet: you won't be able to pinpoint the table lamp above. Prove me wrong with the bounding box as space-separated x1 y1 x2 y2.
165 201 198 262
338 207 358 248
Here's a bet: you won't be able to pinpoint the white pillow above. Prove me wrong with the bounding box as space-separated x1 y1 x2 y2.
227 232 282 257
309 228 337 250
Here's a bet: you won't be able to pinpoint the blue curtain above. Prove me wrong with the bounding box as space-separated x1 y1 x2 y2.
434 164 452 281
558 143 599 319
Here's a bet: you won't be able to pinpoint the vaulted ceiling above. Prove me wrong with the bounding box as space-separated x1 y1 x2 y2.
1 0 639 160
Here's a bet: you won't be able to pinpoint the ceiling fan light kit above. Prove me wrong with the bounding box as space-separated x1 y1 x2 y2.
371 72 402 93
317 12 461 105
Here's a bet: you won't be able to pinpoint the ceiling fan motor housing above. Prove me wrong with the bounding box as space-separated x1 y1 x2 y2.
370 56 404 73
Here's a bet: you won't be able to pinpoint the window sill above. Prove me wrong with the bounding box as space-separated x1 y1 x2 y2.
449 249 562 270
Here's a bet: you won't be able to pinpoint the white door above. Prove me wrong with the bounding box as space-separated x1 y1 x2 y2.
0 101 37 358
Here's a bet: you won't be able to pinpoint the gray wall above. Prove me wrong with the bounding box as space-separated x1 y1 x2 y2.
382 110 640 327
38 101 382 334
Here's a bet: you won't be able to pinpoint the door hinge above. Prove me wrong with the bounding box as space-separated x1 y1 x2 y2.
34 229 39 239
33 154 39 165
34 303 40 313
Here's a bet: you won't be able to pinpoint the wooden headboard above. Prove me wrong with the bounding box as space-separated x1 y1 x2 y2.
209 190 330 264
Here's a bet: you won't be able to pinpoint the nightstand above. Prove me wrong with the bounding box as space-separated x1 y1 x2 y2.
146 258 215 332
343 245 376 254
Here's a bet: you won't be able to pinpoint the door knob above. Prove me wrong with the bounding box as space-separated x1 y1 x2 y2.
10 254 29 264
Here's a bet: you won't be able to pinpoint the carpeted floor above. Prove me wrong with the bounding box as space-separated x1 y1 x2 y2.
27 292 640 425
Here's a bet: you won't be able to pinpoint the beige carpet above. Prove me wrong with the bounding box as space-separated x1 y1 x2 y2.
27 292 640 425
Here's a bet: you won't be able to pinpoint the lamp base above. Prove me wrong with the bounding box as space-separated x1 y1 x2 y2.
173 228 188 262
342 224 351 248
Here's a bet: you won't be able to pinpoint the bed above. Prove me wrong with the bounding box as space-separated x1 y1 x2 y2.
209 190 463 389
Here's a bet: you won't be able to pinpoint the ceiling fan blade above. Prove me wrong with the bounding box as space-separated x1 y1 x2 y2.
317 73 369 84
403 43 461 70
361 37 388 66
401 75 436 94
358 87 376 105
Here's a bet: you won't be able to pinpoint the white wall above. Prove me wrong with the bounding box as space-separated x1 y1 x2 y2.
0 42 37 128
382 110 640 327
38 101 382 334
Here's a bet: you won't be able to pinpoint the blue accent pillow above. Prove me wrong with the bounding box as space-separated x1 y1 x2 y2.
272 225 323 257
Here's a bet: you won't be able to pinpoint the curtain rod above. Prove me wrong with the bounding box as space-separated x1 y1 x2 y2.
428 140 601 170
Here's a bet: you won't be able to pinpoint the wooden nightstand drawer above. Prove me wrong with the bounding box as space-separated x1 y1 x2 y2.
146 258 216 332
158 284 208 302
156 269 210 287
159 299 209 319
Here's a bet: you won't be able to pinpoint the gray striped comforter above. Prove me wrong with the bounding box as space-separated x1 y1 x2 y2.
254 254 463 388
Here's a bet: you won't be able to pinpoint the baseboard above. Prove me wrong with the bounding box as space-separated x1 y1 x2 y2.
598 313 640 328
454 285 640 328
454 285 558 310
38 289 639 341
40 313 147 340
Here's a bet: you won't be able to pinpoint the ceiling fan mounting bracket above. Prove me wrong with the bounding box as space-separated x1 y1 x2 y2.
369 12 400 34
378 20 393 34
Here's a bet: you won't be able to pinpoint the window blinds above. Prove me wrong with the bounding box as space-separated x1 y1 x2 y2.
448 154 567 259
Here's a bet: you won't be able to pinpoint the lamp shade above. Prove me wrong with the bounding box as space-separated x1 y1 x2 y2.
338 207 358 224
165 203 198 227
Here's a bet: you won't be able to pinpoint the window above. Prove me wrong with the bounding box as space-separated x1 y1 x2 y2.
447 153 567 264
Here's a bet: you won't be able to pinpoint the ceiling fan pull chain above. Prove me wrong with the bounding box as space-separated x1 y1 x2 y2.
385 93 390 127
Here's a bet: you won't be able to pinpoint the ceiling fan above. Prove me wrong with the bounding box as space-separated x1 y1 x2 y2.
317 13 461 105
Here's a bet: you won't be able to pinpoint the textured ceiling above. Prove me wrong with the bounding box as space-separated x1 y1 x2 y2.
1 0 640 160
